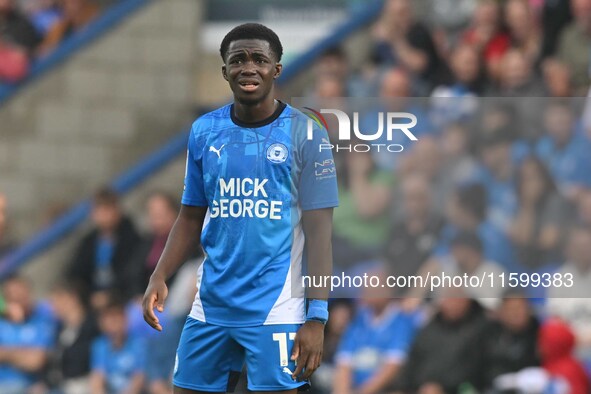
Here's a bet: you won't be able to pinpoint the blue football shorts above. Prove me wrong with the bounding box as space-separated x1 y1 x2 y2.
173 316 309 392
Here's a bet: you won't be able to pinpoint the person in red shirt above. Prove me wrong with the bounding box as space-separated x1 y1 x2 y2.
461 0 510 81
538 318 590 394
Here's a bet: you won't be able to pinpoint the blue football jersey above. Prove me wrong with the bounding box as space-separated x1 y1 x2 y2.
182 102 338 326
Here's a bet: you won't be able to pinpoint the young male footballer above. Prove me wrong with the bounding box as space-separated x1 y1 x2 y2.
142 23 338 394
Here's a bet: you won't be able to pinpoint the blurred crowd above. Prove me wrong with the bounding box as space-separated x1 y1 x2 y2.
0 188 201 394
2 0 591 392
0 0 112 83
303 0 591 393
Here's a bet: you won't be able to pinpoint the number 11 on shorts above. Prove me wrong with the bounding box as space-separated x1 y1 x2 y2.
273 332 296 366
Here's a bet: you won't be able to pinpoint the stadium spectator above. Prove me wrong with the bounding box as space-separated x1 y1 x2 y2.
538 318 590 394
535 100 591 200
481 294 540 389
90 295 145 394
491 49 547 97
436 183 518 272
430 47 482 139
461 0 510 81
366 68 435 171
556 0 591 95
66 188 141 308
405 123 479 209
438 123 479 187
547 225 591 366
441 231 505 309
509 155 573 268
424 0 476 34
478 103 519 140
431 44 482 118
475 128 519 235
539 0 572 59
19 0 62 35
0 0 41 81
314 46 349 86
38 0 99 56
0 193 15 257
130 191 180 298
399 136 466 214
312 74 346 100
334 271 417 394
312 46 379 98
504 0 542 63
384 173 444 285
45 281 99 394
312 299 354 394
332 149 393 270
0 0 41 51
371 0 443 92
391 292 489 393
0 275 55 394
380 67 412 98
542 58 573 97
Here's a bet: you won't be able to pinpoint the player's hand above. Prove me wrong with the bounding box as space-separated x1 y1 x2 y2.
291 320 324 381
142 275 168 331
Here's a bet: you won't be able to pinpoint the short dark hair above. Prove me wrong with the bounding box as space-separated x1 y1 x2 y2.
100 292 127 315
451 231 483 253
94 187 119 207
220 23 283 62
456 183 487 222
321 46 346 60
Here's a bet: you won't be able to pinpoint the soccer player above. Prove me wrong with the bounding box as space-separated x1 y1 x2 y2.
142 23 338 394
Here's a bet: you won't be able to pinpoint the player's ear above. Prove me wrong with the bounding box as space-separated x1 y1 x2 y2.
273 63 282 79
222 65 228 81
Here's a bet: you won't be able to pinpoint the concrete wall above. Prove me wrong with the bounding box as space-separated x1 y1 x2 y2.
0 0 204 292
0 0 203 239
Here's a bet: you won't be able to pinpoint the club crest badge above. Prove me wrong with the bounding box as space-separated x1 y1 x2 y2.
266 143 288 164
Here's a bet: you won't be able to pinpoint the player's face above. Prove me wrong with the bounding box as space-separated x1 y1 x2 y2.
222 39 281 105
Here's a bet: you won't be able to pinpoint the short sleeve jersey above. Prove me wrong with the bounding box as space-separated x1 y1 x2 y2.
182 102 338 326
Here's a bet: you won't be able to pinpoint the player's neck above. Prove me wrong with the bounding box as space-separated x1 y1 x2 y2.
232 96 278 124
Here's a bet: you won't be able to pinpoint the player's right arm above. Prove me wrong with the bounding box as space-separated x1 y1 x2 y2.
143 122 208 331
142 205 207 331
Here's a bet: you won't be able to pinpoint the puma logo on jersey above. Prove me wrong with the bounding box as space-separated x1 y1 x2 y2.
282 367 294 375
209 144 225 159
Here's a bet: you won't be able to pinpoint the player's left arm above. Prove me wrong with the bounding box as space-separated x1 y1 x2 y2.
291 207 334 381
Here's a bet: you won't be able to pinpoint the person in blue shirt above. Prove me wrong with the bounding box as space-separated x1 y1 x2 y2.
142 23 338 394
66 188 141 309
474 128 519 235
90 295 145 394
430 44 482 128
360 68 435 172
536 100 591 201
435 183 520 272
333 271 417 394
0 274 55 394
